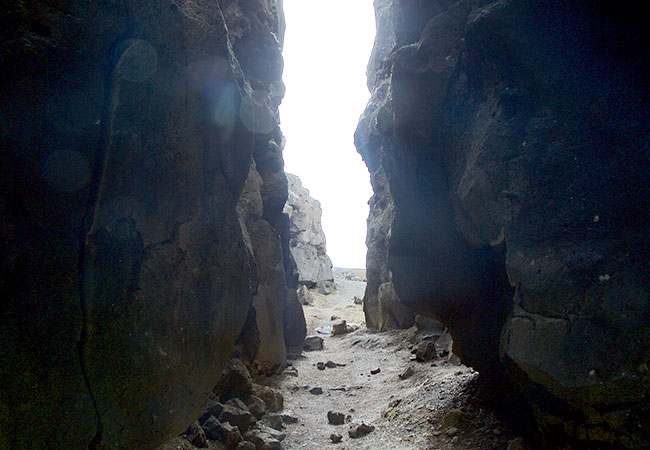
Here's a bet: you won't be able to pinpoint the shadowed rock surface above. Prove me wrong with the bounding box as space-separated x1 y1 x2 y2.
283 173 335 293
357 0 649 448
0 1 290 448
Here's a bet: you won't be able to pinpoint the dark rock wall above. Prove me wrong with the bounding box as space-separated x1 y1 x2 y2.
357 0 649 447
0 1 292 449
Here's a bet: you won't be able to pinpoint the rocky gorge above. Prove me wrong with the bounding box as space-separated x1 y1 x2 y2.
1 1 648 449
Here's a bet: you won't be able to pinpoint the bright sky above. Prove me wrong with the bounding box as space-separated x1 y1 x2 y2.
280 0 376 269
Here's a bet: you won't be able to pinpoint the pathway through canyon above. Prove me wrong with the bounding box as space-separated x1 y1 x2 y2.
266 273 524 450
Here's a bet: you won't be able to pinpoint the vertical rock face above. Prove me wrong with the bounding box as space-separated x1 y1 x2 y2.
0 1 288 449
283 173 335 293
357 0 649 448
363 167 414 331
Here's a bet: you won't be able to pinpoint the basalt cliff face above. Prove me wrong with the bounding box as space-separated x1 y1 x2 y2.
0 1 297 449
357 0 649 448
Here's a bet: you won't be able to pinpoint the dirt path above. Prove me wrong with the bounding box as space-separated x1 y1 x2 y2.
267 276 523 450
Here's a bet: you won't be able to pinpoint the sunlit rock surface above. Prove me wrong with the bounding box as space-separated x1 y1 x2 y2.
357 0 650 447
0 1 287 448
283 173 335 293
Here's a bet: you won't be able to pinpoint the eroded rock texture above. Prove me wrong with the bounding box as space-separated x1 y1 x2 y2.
283 173 335 294
357 0 649 447
0 1 290 449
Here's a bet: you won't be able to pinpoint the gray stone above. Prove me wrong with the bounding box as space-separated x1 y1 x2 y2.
219 404 253 434
327 411 345 425
348 422 375 438
246 395 267 419
415 341 437 362
252 384 283 413
215 359 254 401
303 335 324 351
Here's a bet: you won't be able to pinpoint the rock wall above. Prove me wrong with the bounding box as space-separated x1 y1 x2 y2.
357 0 649 448
0 1 295 449
363 168 414 330
283 173 335 293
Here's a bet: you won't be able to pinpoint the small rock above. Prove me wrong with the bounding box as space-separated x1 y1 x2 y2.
199 399 224 424
244 430 281 450
236 441 256 450
184 421 207 448
219 404 253 434
415 341 437 362
331 315 339 320
214 358 254 401
332 320 350 336
252 384 284 412
261 414 284 430
398 367 414 380
370 367 381 375
325 361 338 368
303 335 324 351
330 433 343 443
225 398 249 412
493 428 503 435
388 398 401 408
257 424 287 442
281 413 299 424
317 362 326 370
353 296 362 305
309 387 323 395
201 416 221 440
348 422 375 438
507 437 529 450
327 411 346 425
217 421 244 448
246 395 267 418
284 367 299 377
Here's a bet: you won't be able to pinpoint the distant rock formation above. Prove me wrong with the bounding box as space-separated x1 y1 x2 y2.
283 173 335 294
357 0 650 448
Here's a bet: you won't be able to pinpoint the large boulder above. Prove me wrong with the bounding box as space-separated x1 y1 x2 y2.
0 1 287 449
357 0 649 448
283 173 335 290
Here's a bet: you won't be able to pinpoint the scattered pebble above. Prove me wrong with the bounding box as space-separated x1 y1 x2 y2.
327 411 346 425
330 433 343 443
348 422 375 438
370 367 381 375
309 387 323 395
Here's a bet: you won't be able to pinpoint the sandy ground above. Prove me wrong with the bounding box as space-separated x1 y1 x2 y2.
265 276 524 450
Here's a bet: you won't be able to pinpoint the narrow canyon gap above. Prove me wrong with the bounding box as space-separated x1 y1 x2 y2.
1 1 648 450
